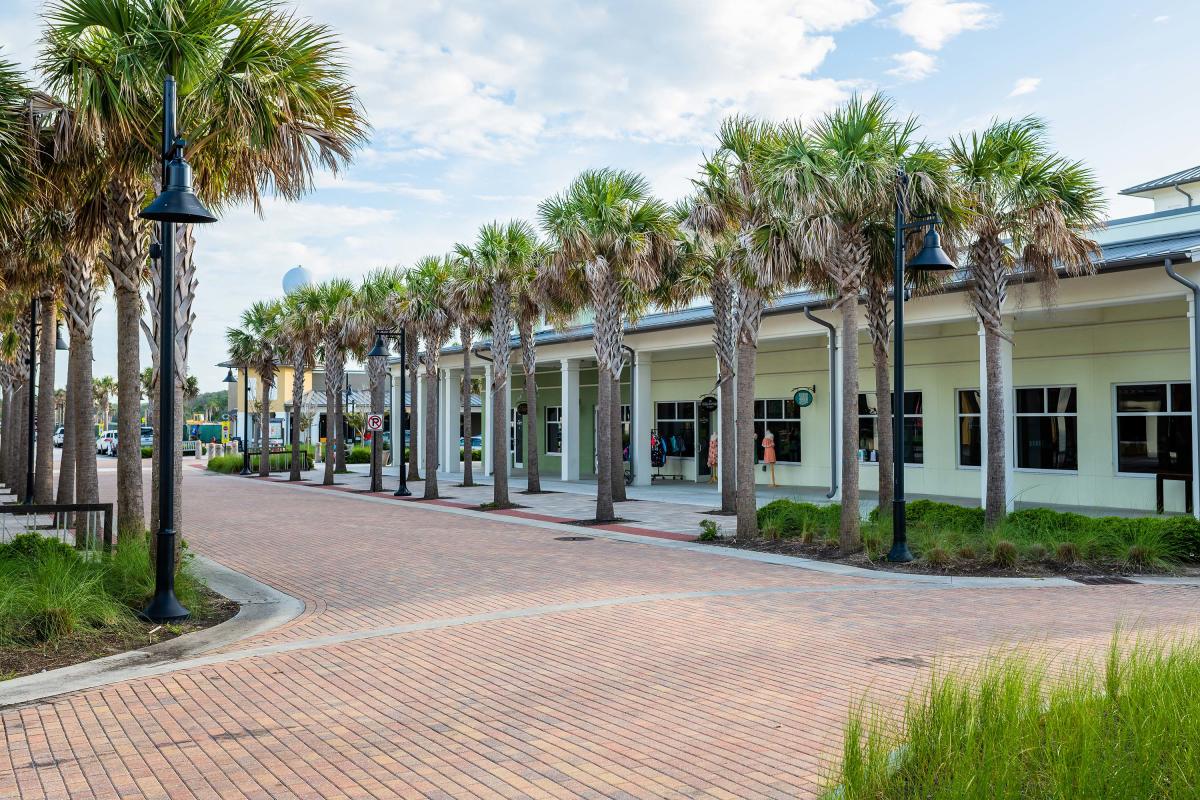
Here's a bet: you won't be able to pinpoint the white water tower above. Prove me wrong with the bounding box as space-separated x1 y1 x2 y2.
282 265 313 295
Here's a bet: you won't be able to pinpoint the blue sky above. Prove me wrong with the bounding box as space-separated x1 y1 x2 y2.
2 0 1197 392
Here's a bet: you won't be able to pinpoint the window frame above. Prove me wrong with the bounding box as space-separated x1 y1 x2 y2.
956 388 982 471
544 405 563 456
753 397 804 465
1111 381 1192 478
856 390 924 467
655 401 696 460
1013 384 1079 474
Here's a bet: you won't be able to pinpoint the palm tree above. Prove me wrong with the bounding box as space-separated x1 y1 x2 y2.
0 52 31 228
139 367 155 425
93 376 116 429
400 256 455 500
448 246 489 490
948 117 1105 525
42 0 368 538
280 286 323 481
306 279 357 485
351 268 404 492
539 170 675 522
227 300 285 477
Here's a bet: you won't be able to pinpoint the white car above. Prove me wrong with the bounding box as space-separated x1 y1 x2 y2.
52 426 65 447
96 429 118 456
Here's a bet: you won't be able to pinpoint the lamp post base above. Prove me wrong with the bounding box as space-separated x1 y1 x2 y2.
887 498 914 562
394 485 412 497
140 590 190 623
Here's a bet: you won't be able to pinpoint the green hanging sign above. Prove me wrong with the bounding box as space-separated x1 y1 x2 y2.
793 387 814 408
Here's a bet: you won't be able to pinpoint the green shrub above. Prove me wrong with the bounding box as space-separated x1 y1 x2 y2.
924 546 950 566
207 451 313 473
992 539 1018 567
0 532 80 565
1056 541 1080 563
346 446 372 464
904 499 985 535
825 634 1200 799
1026 542 1048 561
757 499 840 539
459 447 482 461
697 520 722 542
141 445 153 458
956 544 977 560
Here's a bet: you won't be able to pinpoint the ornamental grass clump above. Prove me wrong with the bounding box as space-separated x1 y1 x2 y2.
991 539 1018 568
825 633 1200 799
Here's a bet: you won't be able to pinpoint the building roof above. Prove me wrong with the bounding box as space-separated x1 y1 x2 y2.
1121 165 1200 196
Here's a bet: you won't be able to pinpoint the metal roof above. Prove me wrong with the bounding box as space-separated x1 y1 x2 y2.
1121 165 1200 196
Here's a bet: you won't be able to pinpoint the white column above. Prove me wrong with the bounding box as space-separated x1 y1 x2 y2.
504 367 513 470
633 352 653 486
448 368 462 473
415 371 426 473
390 372 401 468
483 362 494 476
561 359 581 481
978 319 1015 512
1188 295 1200 518
440 369 453 474
829 333 845 502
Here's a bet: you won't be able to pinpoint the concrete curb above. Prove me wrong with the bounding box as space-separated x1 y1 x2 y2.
0 555 303 708
215 471 1178 590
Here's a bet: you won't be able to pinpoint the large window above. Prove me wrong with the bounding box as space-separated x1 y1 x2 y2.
1115 383 1192 475
655 402 696 458
754 398 802 463
858 392 923 464
1015 386 1078 470
545 406 562 455
957 390 982 468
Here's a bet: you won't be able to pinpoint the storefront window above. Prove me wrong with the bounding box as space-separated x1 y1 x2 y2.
858 392 923 464
753 398 802 463
1115 383 1191 474
1015 386 1078 470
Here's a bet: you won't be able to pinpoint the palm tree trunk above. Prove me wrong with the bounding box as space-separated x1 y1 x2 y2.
369 353 386 492
719 368 736 513
734 341 757 541
712 271 737 513
258 392 271 477
289 353 306 481
334 378 347 473
34 295 56 503
872 337 894 516
984 325 1007 526
595 366 614 522
519 319 541 493
73 330 99 545
490 361 510 507
839 300 862 553
424 361 440 499
322 360 337 485
106 179 147 539
460 330 474 487
610 372 625 501
57 352 77 506
406 330 421 481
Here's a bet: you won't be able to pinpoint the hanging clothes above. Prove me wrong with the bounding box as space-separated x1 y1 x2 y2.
650 431 666 468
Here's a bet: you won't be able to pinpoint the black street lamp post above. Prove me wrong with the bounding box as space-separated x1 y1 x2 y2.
368 329 410 496
241 366 252 475
138 74 217 622
888 168 956 562
23 298 36 504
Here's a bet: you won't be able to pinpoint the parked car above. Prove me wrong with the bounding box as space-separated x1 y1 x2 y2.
52 426 65 447
140 426 154 447
96 429 118 456
458 435 483 448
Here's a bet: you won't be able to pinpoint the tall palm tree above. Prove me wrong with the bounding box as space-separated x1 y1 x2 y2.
93 376 116 429
0 51 32 228
400 256 455 500
948 117 1105 525
280 285 323 481
227 300 284 477
304 279 357 485
351 268 404 492
539 170 675 522
447 247 488 490
42 0 368 538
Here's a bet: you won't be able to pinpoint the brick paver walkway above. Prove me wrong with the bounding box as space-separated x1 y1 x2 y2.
3 469 1200 799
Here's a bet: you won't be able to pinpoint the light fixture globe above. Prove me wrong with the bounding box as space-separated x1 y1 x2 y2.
367 333 389 359
907 227 956 271
55 322 69 351
222 368 237 383
139 156 217 224
282 265 314 295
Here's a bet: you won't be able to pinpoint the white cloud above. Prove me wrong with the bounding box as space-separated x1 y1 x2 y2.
886 50 938 81
890 0 997 50
1153 15 1169 23
1008 77 1041 97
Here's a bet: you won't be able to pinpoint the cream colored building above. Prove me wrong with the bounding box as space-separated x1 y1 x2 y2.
394 166 1200 517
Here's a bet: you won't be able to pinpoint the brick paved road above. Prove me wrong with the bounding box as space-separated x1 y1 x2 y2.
3 470 1200 799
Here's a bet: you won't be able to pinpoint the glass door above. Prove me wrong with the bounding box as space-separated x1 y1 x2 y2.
510 407 524 468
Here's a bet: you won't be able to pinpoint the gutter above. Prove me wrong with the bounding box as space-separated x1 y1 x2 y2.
1164 257 1200 519
803 307 838 499
1175 184 1195 207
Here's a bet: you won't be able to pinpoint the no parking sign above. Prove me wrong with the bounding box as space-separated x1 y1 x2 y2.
366 413 384 431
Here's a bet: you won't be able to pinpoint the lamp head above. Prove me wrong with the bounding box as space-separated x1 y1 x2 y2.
907 227 956 271
222 368 237 384
367 333 389 359
139 151 218 224
55 322 69 351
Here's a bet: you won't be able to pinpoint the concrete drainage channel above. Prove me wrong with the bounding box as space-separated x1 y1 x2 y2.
0 556 304 708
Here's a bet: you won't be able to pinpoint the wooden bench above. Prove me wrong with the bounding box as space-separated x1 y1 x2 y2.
1156 471 1194 514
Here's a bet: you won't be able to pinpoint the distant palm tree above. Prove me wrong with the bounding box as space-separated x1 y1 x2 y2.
447 248 488 490
93 376 116 429
949 117 1105 525
280 286 323 481
227 301 285 477
400 256 455 500
307 279 357 485
351 268 404 491
540 170 675 522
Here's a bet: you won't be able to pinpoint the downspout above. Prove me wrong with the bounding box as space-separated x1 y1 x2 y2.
621 344 636 481
1164 257 1200 519
804 307 838 499
1174 184 1194 207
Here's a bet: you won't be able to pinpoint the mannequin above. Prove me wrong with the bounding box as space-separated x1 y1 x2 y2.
706 432 718 483
762 429 777 488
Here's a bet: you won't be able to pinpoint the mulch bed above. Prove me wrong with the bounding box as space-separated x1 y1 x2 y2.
0 586 238 683
568 518 638 527
478 503 530 511
708 538 1200 579
518 490 561 495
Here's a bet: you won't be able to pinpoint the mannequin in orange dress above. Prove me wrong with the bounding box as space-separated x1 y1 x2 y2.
762 429 778 487
706 432 718 483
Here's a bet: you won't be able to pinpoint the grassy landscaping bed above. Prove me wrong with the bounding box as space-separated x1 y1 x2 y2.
702 499 1200 577
0 533 236 682
207 450 314 473
825 634 1200 798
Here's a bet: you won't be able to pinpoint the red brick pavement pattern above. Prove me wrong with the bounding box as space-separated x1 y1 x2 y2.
2 470 1200 799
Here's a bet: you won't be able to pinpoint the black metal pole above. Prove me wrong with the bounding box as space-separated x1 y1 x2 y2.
888 171 913 563
143 75 188 621
240 366 251 475
395 328 411 496
23 297 37 504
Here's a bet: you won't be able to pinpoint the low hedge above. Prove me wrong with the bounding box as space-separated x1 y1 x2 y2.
347 446 372 464
141 445 153 458
207 451 313 474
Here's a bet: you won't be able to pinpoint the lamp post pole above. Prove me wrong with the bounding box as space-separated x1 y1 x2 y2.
241 366 251 475
369 329 411 496
23 297 37 504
